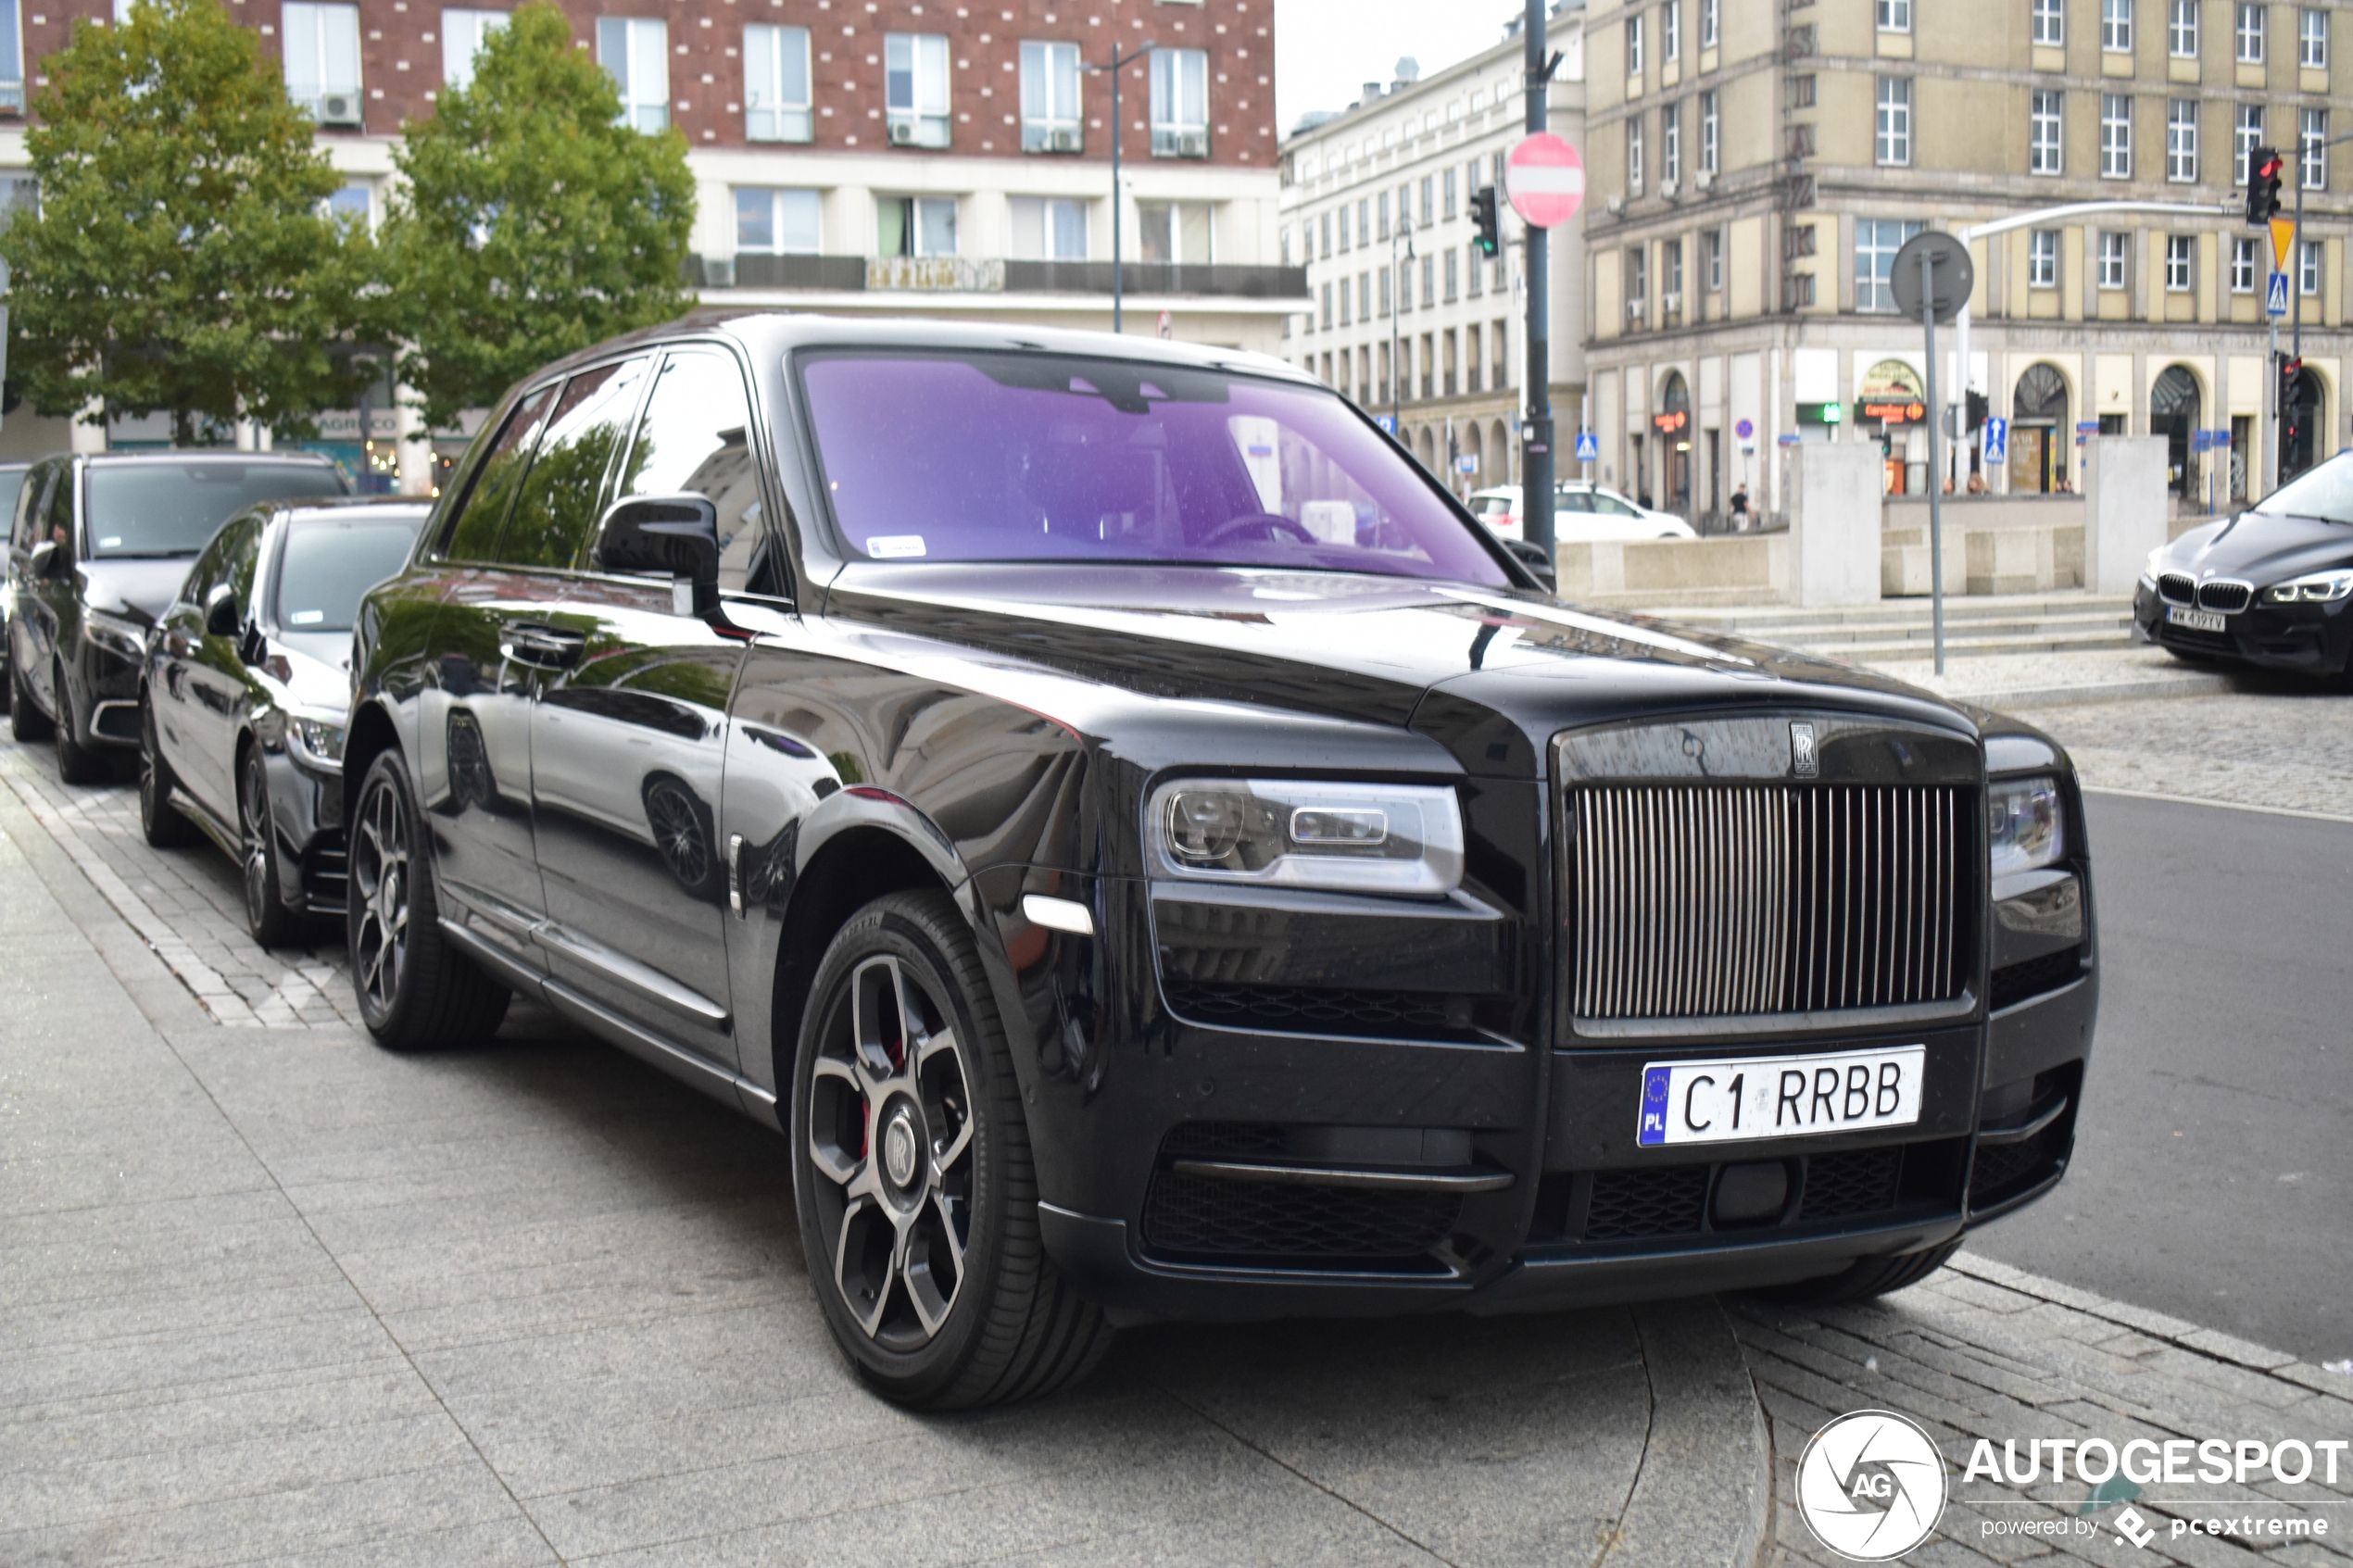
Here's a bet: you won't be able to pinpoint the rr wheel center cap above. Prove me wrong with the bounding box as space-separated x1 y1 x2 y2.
882 1108 920 1190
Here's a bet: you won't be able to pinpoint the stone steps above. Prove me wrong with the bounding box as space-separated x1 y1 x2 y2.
1647 592 2138 659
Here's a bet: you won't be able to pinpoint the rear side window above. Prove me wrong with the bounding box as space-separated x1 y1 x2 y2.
12 464 56 549
0 470 29 548
440 384 556 562
614 347 766 590
82 462 346 557
497 357 651 570
42 465 76 559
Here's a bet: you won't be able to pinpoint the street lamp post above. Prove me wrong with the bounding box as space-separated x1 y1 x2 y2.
1083 42 1156 334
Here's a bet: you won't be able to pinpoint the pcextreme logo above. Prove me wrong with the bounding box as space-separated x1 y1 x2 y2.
1796 1410 1950 1562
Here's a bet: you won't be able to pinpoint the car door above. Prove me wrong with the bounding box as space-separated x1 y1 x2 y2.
18 459 78 713
179 514 265 820
527 345 760 1064
6 460 59 684
153 527 233 824
411 382 560 973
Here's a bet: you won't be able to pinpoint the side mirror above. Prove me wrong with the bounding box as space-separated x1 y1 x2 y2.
205 583 241 638
592 495 722 616
27 539 58 579
1505 538 1556 590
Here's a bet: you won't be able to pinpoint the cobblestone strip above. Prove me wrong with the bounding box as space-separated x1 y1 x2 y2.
1743 1252 2353 1568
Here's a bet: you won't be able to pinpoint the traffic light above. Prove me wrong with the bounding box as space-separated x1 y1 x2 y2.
1470 185 1501 258
1966 390 1988 433
2281 352 2305 408
2246 145 2284 226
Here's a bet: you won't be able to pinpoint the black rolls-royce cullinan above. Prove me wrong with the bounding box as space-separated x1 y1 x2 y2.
2136 452 2353 679
342 316 2098 1410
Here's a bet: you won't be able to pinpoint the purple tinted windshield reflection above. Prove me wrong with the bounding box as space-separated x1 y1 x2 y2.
799 353 1508 585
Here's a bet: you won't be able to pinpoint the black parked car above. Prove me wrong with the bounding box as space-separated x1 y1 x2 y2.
140 498 431 943
2135 452 2353 679
6 452 352 781
343 316 2098 1410
0 460 31 700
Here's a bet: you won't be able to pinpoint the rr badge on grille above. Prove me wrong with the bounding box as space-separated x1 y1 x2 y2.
1790 721 1819 778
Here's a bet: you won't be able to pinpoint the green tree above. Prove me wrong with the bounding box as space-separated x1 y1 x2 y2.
384 1 696 433
0 0 381 444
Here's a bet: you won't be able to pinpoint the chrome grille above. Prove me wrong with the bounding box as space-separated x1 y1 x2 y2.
2158 572 2196 605
1569 784 1970 1022
2195 579 2251 613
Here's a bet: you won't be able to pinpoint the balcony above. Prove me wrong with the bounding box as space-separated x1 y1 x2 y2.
702 256 1308 299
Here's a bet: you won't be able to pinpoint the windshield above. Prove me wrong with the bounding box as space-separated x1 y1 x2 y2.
84 462 348 558
273 512 427 632
2252 452 2353 524
799 351 1509 584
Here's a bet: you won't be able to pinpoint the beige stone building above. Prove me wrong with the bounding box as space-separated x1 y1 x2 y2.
1579 0 2350 523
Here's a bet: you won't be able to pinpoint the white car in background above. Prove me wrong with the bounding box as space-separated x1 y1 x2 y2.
1466 483 1698 544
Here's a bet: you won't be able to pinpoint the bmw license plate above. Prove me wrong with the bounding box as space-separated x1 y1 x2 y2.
1637 1046 1926 1148
2166 605 2226 633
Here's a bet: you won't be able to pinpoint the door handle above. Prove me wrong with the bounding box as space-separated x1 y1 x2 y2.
497 621 585 670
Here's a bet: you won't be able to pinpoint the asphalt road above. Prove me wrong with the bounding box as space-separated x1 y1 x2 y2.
1967 789 2353 1363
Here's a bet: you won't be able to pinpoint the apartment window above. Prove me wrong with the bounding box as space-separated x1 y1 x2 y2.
2032 0 2065 46
1442 167 1458 220
1444 248 1459 302
598 17 667 133
1705 227 1724 290
744 24 812 143
1665 0 1681 60
1319 212 1331 258
1626 12 1643 75
1011 196 1088 259
1700 0 1719 49
283 2 361 122
1377 191 1390 241
326 183 371 227
1337 206 1351 253
2169 0 2197 56
2103 0 2133 51
2300 238 2322 295
1875 76 1912 167
1397 258 1411 311
1419 176 1434 226
1358 273 1372 319
885 33 951 148
877 195 956 257
2167 100 2199 182
2165 233 2196 290
1137 201 1212 265
1700 91 1719 173
1150 47 1209 157
1319 282 1332 331
1467 246 1481 297
2231 233 2259 291
2300 7 2328 67
1019 41 1081 153
1665 236 1685 299
1378 267 1392 316
2236 104 2265 175
2031 90 2063 174
440 8 506 94
2029 229 2058 286
1790 75 1816 108
1421 253 1435 308
1879 0 1913 32
1339 276 1351 326
2236 3 2265 61
1628 245 1649 306
2108 228 2145 286
2101 94 2133 178
1627 114 1645 193
1663 101 1681 185
2101 230 2131 288
1856 218 1925 311
2302 107 2329 188
1358 197 1371 250
735 187 821 254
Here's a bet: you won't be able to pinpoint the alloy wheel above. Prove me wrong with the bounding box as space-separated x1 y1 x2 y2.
240 752 273 931
644 778 710 889
350 772 409 1014
805 953 976 1350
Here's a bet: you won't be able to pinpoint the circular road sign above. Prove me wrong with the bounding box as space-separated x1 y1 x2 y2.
1890 231 1974 325
1734 417 1755 440
1504 133 1586 229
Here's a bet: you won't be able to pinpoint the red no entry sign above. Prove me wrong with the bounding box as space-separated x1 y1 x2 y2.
1504 133 1585 229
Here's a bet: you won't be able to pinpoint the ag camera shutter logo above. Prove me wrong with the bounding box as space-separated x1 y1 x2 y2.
1797 1410 1949 1561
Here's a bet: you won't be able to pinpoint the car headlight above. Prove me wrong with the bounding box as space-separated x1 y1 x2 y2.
82 610 147 663
1148 778 1464 897
1988 775 2066 879
2261 569 2353 604
2140 547 2167 589
286 713 346 768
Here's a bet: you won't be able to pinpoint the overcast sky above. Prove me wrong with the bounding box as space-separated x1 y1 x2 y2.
1272 0 1525 135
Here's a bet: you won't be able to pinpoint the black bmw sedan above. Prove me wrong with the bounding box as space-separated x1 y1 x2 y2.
2135 452 2353 679
341 315 2099 1410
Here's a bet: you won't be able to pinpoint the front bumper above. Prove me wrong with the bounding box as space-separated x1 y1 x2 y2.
2133 579 2353 673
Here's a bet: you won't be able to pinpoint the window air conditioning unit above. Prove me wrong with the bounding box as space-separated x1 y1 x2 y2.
702 257 736 288
1662 291 1682 313
1695 169 1716 192
318 92 362 127
1626 298 1648 320
1659 178 1678 199
1176 128 1210 158
1605 193 1626 214
1046 125 1081 153
887 119 922 146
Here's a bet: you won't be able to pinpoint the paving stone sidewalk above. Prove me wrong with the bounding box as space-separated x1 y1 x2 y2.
2002 687 2353 823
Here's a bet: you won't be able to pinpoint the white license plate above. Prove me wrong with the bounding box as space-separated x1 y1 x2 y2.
2166 605 2226 633
1637 1046 1926 1148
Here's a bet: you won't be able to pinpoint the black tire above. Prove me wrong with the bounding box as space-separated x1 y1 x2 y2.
10 652 53 742
346 748 510 1051
239 744 296 947
52 662 109 784
791 890 1112 1410
138 695 199 848
1757 1240 1961 1307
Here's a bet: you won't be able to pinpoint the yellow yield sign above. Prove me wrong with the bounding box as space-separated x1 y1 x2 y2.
2271 215 2298 268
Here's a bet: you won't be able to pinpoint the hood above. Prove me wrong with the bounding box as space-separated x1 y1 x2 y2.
2161 510 2353 585
824 563 1977 776
77 557 196 624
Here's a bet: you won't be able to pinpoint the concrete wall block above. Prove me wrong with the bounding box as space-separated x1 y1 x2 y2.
1965 526 2057 595
2083 436 2170 594
1796 443 1883 606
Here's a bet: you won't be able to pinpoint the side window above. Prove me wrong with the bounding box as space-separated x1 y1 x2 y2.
13 464 55 550
182 530 232 611
439 384 556 562
224 518 263 608
1558 490 1597 512
497 357 651 570
612 347 768 592
44 463 77 558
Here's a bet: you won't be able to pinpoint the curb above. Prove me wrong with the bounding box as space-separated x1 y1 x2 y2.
1604 1297 1775 1568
